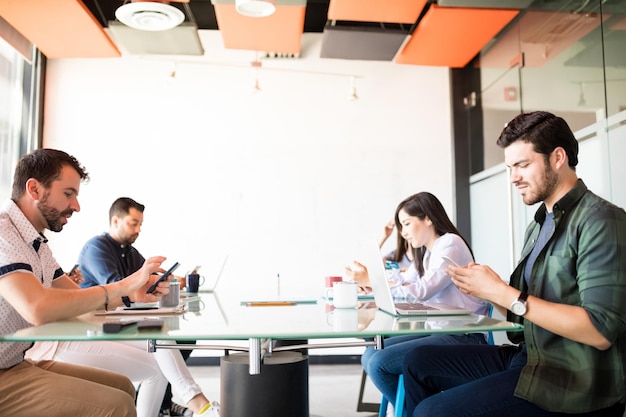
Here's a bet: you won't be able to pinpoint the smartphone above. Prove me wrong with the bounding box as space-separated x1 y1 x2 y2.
441 255 460 267
68 264 79 276
145 262 180 294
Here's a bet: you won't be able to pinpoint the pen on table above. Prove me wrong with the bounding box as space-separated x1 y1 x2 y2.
245 301 296 307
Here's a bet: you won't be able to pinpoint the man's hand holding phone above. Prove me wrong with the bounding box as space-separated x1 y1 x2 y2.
122 256 168 303
146 262 180 294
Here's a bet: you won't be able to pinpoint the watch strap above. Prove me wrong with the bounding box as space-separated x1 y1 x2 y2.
121 296 132 307
518 291 529 303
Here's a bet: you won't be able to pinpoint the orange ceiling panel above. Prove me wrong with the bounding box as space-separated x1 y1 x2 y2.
0 0 120 59
395 5 519 68
214 4 305 54
327 0 427 24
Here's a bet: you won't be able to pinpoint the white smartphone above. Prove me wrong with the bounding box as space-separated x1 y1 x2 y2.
441 255 460 267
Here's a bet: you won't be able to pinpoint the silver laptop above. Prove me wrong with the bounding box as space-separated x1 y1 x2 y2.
360 239 473 316
197 255 229 293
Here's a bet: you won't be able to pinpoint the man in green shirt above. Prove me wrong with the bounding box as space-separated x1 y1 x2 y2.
403 111 626 416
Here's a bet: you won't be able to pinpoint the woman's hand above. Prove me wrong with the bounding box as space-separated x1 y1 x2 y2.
344 261 370 287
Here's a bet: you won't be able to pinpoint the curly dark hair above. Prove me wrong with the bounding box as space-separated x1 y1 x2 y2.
496 111 578 168
12 148 89 200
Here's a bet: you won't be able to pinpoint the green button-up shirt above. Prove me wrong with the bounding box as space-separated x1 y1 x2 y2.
506 179 626 413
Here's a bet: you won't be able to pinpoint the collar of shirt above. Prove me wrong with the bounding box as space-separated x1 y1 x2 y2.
32 233 48 252
533 179 587 224
4 200 42 250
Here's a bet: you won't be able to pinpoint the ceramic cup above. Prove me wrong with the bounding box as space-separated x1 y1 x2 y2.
186 273 205 293
324 275 343 288
324 281 358 308
159 281 180 307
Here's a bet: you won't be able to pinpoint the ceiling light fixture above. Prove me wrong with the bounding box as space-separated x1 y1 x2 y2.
235 0 276 18
115 1 185 31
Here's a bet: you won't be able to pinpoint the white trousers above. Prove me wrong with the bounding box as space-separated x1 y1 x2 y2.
27 341 203 417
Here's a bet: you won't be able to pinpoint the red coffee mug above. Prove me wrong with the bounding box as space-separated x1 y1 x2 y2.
325 276 343 288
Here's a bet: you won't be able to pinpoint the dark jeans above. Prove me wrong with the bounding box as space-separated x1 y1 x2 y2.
403 343 624 417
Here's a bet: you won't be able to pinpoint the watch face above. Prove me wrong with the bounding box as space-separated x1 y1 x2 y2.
511 302 526 316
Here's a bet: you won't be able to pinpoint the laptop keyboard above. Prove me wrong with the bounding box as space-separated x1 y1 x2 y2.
395 302 438 311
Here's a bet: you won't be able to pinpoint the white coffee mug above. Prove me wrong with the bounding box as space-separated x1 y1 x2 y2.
325 281 358 308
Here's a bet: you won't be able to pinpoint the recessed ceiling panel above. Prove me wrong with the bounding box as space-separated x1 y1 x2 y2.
320 26 407 61
327 0 427 23
0 0 120 59
214 4 306 54
395 5 519 68
108 22 205 55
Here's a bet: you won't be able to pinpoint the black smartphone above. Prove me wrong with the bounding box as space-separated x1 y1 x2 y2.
68 264 79 275
123 306 158 311
145 262 180 294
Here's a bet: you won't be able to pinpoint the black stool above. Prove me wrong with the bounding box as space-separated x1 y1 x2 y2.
220 351 309 417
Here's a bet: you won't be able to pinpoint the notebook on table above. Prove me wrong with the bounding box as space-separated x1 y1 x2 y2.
360 239 473 317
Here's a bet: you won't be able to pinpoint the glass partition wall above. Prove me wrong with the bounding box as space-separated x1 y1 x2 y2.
0 34 41 201
478 0 625 172
467 0 626 296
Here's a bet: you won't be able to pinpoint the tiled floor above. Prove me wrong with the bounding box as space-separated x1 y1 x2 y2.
184 363 382 417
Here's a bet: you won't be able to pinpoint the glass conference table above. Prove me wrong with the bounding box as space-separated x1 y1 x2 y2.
1 291 523 375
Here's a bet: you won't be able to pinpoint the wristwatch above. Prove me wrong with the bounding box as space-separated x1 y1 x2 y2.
510 291 528 316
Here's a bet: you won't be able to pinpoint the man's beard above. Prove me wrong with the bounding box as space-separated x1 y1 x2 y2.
120 232 139 245
523 164 558 206
37 193 73 232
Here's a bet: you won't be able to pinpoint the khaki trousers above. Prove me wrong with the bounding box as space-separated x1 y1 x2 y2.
0 359 136 417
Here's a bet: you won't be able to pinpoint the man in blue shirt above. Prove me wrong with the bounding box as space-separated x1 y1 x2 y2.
78 197 195 417
78 197 146 288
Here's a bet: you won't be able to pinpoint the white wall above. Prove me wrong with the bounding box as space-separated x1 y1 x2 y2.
43 31 454 299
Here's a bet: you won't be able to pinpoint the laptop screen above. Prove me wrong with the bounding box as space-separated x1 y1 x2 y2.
357 239 398 315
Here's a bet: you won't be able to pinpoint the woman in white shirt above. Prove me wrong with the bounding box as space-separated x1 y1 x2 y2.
347 192 489 410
